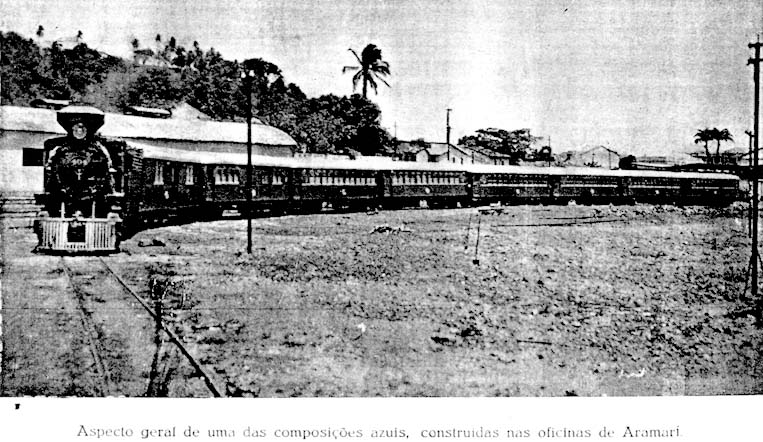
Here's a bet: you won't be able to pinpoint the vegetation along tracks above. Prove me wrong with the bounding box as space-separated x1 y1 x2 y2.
59 256 222 397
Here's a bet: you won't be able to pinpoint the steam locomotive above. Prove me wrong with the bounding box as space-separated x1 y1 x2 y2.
34 106 124 253
34 107 741 254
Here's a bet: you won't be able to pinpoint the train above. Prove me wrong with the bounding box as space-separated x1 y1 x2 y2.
34 107 741 253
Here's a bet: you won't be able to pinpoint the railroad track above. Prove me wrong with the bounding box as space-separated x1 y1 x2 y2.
59 256 222 397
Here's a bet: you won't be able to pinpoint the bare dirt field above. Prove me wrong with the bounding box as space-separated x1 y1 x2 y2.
2 204 762 397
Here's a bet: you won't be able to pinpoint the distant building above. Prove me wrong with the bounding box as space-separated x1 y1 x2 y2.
634 153 697 167
688 147 745 165
457 145 514 165
0 105 297 196
557 146 621 169
393 140 496 165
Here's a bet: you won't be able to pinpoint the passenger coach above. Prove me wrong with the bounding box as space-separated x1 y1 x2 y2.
28 106 741 254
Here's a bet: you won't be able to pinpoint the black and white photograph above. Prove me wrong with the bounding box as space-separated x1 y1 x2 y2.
1 0 762 439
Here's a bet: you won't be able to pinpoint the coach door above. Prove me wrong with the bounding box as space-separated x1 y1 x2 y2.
465 172 474 202
618 177 631 199
377 171 391 198
470 173 481 202
548 175 561 200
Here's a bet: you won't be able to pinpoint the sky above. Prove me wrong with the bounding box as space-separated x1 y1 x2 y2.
2 0 762 156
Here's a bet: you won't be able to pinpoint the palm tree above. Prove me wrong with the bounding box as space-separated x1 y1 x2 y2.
694 128 713 163
342 44 390 98
710 127 733 163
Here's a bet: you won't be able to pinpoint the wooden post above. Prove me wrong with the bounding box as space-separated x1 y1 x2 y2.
748 37 761 318
241 69 254 254
473 215 481 265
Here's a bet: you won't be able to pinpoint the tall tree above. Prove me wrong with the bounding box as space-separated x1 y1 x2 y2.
710 127 733 162
459 128 542 164
1 31 45 103
694 128 714 163
342 44 390 98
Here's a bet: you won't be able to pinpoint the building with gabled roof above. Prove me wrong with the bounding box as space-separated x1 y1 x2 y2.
557 145 621 169
394 140 497 165
0 105 297 195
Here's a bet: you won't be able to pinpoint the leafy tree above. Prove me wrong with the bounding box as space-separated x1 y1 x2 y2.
533 145 553 163
126 68 182 108
1 30 393 156
265 93 391 155
342 44 390 98
179 47 243 119
459 128 542 164
0 31 46 103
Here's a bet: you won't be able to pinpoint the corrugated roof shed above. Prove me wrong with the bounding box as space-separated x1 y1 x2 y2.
0 105 296 147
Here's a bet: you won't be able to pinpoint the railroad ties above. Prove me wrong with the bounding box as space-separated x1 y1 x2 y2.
58 257 222 397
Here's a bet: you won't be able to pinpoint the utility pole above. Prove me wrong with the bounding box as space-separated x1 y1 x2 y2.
746 129 755 237
446 108 452 161
748 35 761 316
241 69 254 254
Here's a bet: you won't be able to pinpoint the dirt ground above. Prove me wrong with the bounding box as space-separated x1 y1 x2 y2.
2 203 762 397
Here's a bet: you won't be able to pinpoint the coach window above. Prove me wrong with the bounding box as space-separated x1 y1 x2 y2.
164 164 174 184
185 165 194 185
215 167 240 185
154 163 164 185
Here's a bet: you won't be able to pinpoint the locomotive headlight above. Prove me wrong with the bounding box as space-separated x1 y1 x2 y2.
72 122 88 140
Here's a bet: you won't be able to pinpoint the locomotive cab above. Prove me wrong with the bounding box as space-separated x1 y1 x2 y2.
34 106 123 253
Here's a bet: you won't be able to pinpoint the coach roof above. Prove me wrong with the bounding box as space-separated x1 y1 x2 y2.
0 105 297 147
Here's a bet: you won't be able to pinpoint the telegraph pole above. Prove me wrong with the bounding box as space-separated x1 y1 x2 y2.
748 35 761 315
446 108 452 161
746 129 755 237
241 69 254 254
